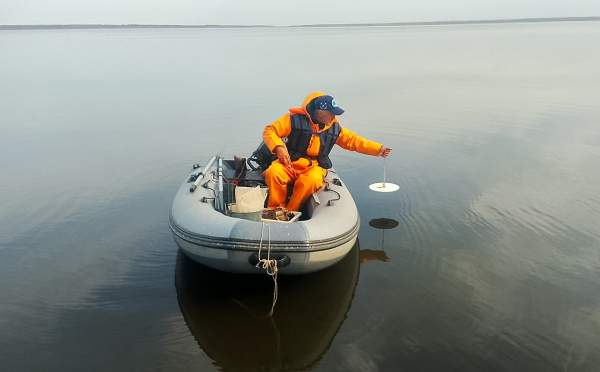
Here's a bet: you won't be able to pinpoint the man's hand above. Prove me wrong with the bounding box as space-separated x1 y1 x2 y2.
378 146 392 158
275 145 292 167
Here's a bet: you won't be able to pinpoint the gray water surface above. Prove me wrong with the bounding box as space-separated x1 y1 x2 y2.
1 22 600 371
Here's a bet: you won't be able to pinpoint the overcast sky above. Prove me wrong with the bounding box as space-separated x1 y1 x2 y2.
1 0 599 26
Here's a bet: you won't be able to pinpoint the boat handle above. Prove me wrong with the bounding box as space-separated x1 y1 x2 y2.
248 253 291 268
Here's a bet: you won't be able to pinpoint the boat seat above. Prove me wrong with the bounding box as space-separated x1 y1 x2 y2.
222 169 265 183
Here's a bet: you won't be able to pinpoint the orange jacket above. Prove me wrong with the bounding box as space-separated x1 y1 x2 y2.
263 92 382 166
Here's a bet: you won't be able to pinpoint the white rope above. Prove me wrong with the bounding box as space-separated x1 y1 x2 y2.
257 222 279 316
334 156 379 173
382 156 387 187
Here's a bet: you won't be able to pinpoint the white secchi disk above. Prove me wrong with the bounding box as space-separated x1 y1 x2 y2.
369 182 400 192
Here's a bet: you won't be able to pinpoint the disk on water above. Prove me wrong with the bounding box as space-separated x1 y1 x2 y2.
369 157 399 192
369 182 399 192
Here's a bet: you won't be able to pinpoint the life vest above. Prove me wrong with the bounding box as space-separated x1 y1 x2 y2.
286 114 341 169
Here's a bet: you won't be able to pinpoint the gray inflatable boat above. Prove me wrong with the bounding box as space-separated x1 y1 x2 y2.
169 153 359 274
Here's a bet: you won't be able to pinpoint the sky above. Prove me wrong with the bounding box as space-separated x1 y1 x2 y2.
1 0 599 26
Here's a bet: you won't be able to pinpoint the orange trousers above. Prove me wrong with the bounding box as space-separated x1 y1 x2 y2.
263 159 327 211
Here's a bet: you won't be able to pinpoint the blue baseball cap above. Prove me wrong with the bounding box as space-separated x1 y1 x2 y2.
314 95 344 115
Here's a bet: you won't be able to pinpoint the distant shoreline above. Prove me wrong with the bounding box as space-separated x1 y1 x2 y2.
1 17 599 30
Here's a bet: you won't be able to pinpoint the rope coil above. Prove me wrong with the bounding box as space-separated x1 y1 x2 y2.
257 222 279 316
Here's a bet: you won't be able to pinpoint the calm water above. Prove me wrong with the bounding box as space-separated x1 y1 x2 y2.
1 22 600 371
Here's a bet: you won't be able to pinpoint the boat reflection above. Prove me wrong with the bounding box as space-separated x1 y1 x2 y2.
175 241 360 371
359 218 399 264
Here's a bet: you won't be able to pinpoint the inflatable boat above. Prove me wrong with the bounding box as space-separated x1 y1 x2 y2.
169 150 360 275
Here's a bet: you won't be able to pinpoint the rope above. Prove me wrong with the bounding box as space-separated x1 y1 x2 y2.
256 222 279 316
333 156 379 173
382 156 387 187
222 173 244 183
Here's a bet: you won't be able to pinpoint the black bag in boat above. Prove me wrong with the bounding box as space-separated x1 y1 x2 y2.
248 141 277 171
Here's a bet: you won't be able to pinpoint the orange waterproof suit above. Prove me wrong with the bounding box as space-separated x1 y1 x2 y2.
263 92 382 211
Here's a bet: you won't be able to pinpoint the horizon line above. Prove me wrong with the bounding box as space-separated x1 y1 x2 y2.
1 16 599 30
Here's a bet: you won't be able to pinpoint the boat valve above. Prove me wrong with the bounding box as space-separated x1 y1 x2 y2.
327 200 335 206
192 163 200 170
189 184 197 193
200 197 215 203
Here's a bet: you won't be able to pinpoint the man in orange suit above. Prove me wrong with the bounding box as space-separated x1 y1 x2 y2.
263 92 392 211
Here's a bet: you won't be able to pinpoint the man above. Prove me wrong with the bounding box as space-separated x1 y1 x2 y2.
263 92 392 211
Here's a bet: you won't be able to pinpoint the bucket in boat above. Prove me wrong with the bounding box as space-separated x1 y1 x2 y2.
227 204 262 222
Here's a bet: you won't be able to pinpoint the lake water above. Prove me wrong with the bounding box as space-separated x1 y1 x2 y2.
1 22 599 371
